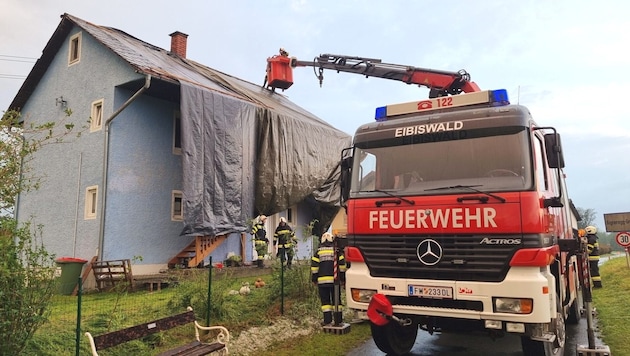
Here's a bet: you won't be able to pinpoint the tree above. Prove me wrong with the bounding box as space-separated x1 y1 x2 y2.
576 207 598 230
0 108 80 354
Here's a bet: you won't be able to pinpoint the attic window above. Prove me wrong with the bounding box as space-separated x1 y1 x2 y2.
90 99 104 132
68 32 82 65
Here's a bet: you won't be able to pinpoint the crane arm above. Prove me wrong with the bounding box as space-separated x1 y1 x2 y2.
264 51 480 98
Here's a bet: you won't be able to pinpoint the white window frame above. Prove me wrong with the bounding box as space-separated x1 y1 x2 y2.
172 190 183 221
287 205 297 225
173 111 182 155
68 32 82 66
90 99 104 132
84 185 98 220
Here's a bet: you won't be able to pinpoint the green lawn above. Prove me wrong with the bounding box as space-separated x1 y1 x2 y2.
591 255 630 355
23 256 627 355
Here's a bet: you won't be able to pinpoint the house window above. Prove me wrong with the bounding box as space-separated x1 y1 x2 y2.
85 186 98 220
68 32 82 65
287 206 297 225
173 111 181 154
172 190 183 221
90 99 104 132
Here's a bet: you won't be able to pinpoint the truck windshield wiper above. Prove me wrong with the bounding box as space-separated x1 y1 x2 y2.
365 189 415 205
424 185 506 203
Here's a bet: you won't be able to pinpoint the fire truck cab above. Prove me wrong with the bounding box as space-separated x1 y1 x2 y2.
340 90 582 356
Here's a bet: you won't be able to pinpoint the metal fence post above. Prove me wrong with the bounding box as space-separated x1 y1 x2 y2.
206 256 212 326
75 277 82 356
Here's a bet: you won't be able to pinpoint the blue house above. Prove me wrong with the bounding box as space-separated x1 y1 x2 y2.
9 13 350 276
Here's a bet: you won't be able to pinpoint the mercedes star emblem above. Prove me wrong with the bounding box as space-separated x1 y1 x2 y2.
417 239 442 266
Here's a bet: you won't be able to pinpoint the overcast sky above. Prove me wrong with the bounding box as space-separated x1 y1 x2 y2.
2 0 629 231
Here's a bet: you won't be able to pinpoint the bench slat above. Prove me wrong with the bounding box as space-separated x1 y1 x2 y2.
93 311 195 349
157 340 225 356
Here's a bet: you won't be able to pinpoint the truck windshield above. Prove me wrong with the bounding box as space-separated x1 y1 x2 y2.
350 129 532 196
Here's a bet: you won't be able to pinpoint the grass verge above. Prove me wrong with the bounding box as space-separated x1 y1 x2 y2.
591 255 630 355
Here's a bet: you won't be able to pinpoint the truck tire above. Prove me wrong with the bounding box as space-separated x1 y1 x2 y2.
566 270 583 324
520 298 566 356
371 319 418 356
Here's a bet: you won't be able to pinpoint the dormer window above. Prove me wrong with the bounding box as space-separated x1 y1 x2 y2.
68 32 82 65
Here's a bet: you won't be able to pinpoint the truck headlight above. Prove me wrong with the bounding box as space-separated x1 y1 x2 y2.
351 288 377 303
493 297 533 314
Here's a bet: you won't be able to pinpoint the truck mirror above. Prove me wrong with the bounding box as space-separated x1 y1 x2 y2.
340 152 353 204
544 133 565 169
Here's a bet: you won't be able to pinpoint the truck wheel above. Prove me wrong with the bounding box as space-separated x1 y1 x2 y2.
371 319 418 356
520 304 566 356
566 270 583 324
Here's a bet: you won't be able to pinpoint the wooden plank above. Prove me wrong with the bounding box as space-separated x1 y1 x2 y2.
72 255 97 296
157 341 225 356
92 259 132 291
93 311 195 350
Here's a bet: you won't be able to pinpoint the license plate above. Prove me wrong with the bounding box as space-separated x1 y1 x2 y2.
408 285 453 299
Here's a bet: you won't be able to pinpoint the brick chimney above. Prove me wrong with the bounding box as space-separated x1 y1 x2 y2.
169 31 188 58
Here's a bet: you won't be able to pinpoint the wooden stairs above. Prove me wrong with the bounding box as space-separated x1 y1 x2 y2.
168 235 228 268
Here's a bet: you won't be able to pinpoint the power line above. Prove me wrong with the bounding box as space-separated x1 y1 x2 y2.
0 58 36 63
0 54 38 60
0 74 27 79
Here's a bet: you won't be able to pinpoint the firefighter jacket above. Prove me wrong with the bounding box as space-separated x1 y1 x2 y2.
274 224 297 248
587 233 600 261
252 222 268 243
311 241 347 285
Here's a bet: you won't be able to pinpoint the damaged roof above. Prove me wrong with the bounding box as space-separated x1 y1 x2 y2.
10 13 331 126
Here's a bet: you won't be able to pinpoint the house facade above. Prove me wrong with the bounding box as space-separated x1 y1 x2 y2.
10 14 350 275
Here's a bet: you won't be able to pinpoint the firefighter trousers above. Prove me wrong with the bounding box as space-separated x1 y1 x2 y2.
589 259 602 288
318 284 342 325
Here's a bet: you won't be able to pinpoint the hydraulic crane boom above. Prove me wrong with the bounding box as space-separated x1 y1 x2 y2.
264 50 481 98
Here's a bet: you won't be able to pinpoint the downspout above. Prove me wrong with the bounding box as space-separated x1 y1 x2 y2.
98 75 151 260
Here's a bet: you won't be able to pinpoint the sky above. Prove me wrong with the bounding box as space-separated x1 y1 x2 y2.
2 0 629 231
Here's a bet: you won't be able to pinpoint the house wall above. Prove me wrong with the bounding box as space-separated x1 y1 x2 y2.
16 25 143 263
266 202 318 261
105 93 245 270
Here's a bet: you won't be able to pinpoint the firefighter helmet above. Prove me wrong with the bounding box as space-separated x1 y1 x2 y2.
279 217 286 224
585 226 597 234
321 232 334 243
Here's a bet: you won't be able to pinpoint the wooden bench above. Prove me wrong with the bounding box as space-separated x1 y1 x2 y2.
85 307 229 355
92 259 134 291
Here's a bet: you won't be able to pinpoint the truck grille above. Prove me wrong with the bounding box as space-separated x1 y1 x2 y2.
351 234 542 282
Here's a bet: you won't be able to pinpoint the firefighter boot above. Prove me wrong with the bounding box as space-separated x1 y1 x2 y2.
257 259 264 268
321 311 333 326
593 280 603 288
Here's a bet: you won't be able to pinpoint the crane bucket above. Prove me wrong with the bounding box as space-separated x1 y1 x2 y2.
265 55 293 90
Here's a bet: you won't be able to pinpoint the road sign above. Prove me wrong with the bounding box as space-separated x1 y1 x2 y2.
615 232 630 247
604 212 630 232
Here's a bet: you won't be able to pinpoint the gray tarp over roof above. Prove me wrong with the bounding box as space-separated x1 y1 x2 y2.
179 82 351 237
10 13 352 237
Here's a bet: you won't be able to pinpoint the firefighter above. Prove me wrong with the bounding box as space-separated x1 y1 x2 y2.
251 215 268 268
311 232 347 326
585 225 603 288
274 217 297 268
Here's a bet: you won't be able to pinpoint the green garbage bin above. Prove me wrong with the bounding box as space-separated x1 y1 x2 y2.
55 257 87 295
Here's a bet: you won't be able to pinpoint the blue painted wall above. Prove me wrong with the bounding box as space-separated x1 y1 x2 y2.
16 24 259 270
17 25 142 262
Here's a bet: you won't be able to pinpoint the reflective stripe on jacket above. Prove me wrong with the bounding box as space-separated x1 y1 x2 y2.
311 242 346 285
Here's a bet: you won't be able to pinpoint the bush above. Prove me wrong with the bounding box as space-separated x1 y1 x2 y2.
0 218 57 355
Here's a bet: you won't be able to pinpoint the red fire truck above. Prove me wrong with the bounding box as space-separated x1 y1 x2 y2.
266 52 587 356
